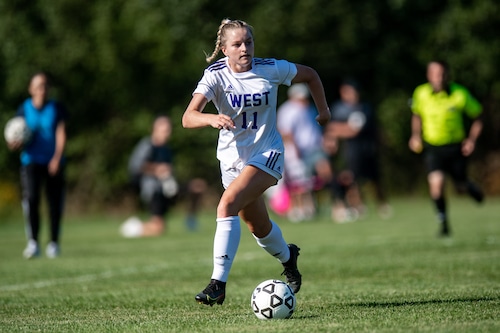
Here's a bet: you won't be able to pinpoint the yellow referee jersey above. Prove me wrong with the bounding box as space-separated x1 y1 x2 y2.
411 82 482 146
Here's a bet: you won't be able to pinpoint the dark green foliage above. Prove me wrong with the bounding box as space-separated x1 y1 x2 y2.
1 0 499 207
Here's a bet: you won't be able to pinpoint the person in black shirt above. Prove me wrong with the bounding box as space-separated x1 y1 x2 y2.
324 79 391 222
121 116 177 237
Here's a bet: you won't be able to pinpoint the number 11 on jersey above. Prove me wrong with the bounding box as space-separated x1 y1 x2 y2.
241 111 258 129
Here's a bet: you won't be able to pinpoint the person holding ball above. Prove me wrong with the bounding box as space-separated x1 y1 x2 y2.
8 72 68 259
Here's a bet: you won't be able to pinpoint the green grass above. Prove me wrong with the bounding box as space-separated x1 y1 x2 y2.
0 196 499 332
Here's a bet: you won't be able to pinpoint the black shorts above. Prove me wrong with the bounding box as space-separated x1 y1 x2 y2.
345 141 380 182
424 143 467 182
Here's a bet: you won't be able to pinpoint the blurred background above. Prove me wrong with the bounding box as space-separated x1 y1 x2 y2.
1 0 499 217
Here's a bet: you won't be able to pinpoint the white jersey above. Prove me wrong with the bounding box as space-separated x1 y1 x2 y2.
193 57 297 169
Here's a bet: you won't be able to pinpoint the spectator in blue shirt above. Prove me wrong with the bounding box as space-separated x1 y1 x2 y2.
9 72 68 259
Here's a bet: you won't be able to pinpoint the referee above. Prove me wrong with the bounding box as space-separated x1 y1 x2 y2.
409 60 484 237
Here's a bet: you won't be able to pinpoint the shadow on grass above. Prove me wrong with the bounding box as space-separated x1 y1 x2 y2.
350 296 499 308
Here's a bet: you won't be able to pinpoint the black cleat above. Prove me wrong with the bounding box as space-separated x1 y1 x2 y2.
468 183 484 204
195 279 226 306
439 221 451 238
281 244 302 294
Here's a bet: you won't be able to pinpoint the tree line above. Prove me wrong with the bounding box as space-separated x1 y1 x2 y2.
1 0 498 212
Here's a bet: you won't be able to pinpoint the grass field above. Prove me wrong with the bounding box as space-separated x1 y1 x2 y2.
0 196 498 332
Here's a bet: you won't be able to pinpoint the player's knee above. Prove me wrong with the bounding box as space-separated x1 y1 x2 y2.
217 198 235 217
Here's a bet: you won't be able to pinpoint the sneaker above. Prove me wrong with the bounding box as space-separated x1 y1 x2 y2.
46 242 60 258
195 279 226 306
281 244 302 294
23 239 40 259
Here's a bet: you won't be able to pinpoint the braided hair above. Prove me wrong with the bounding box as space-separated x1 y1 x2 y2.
205 18 254 63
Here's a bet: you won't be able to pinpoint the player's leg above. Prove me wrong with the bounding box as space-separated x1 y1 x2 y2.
346 146 366 217
121 177 167 238
196 162 300 305
198 166 274 300
450 152 484 203
240 195 302 294
141 186 170 236
20 164 42 258
237 165 301 292
428 170 448 236
45 165 65 258
195 165 274 306
425 146 451 236
330 171 351 223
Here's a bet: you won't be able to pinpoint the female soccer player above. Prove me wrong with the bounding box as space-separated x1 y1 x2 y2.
182 18 331 306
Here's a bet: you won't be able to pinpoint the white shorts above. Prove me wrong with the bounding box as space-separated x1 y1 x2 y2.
220 150 284 189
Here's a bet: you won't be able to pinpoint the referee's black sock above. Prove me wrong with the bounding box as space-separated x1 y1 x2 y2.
433 196 450 236
433 197 446 221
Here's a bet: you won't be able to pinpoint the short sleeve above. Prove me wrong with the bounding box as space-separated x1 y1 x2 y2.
193 69 217 103
275 59 297 86
463 90 482 119
55 102 68 123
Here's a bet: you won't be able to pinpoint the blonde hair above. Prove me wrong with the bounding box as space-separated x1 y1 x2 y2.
205 18 254 63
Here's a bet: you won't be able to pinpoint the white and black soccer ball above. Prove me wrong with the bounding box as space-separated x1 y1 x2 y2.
347 110 366 130
162 176 179 198
4 117 32 145
251 279 296 320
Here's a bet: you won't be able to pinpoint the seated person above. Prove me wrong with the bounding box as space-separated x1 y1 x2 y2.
120 115 177 237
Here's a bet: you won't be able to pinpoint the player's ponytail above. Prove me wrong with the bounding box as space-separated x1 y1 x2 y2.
205 18 254 63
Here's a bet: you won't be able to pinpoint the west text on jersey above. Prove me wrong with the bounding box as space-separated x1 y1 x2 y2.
229 91 270 108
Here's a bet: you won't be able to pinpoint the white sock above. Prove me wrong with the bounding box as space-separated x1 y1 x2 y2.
253 220 290 263
211 216 241 282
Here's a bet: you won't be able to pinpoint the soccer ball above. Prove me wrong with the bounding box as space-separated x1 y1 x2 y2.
347 111 366 130
251 279 296 320
161 176 179 198
4 117 32 145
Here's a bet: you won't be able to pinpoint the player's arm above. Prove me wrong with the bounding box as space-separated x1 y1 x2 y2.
462 89 483 156
322 122 339 155
327 121 360 139
292 64 330 126
182 93 234 130
48 120 66 175
142 161 172 179
462 117 483 156
409 114 423 153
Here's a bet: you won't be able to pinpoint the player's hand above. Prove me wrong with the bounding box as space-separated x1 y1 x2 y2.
155 164 171 179
7 140 23 151
316 111 331 126
212 114 235 130
461 138 475 156
48 158 60 176
409 135 423 153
